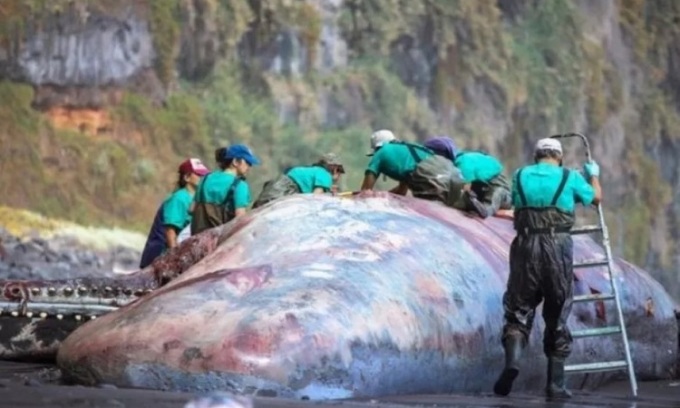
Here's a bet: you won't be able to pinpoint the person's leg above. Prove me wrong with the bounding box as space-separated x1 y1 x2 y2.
494 236 542 396
541 234 575 399
253 176 298 209
479 175 513 216
408 155 464 204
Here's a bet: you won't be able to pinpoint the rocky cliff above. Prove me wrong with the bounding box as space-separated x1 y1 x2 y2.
0 0 679 298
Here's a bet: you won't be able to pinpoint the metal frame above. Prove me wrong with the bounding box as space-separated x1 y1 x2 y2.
550 132 638 398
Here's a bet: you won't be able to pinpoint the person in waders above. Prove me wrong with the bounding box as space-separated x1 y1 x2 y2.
139 158 210 268
424 136 512 218
493 138 602 399
191 144 260 235
360 130 465 206
252 153 345 209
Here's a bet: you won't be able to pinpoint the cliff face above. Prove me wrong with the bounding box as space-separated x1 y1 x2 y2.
0 0 679 298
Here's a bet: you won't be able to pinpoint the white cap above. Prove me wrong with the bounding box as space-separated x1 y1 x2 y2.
535 138 563 154
368 129 396 155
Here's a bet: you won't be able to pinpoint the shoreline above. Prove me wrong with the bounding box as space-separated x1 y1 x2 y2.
0 361 678 408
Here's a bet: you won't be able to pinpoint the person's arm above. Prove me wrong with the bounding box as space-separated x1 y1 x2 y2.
162 192 189 248
165 227 179 248
361 172 377 191
573 161 601 206
589 176 602 205
361 153 382 191
233 181 251 218
313 170 333 194
389 181 409 195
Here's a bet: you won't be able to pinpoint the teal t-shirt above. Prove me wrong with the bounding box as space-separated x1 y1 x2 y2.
162 188 194 230
454 151 503 183
366 142 434 181
287 166 333 193
194 172 250 209
512 162 595 213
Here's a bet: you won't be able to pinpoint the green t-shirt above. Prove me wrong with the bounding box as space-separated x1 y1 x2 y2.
194 172 250 209
512 162 595 213
286 166 333 193
454 151 503 183
366 142 434 181
162 188 194 230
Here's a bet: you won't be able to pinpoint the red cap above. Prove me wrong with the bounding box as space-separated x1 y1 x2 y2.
178 158 210 176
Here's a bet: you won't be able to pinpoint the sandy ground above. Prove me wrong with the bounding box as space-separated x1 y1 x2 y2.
0 361 678 408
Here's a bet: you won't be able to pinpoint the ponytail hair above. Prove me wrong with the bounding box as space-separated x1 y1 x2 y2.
175 171 188 191
215 147 229 170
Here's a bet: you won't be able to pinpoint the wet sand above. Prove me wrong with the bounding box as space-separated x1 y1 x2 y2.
0 361 677 408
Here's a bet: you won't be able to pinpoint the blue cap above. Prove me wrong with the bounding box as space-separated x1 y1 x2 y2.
423 136 458 160
223 144 261 166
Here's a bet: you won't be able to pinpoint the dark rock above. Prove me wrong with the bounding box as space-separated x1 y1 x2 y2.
23 378 41 387
0 4 165 109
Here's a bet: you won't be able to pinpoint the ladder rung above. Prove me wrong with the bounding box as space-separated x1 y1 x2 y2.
570 224 602 235
572 326 622 338
574 259 609 269
573 293 615 303
565 360 628 374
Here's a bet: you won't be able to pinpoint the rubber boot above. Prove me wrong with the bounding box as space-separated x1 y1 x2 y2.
493 336 522 396
546 357 572 399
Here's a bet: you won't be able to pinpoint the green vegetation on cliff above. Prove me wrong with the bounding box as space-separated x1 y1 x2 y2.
1 0 680 297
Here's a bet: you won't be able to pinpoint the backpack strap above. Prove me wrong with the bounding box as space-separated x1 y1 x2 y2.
223 177 242 206
550 168 570 206
197 173 213 203
515 168 528 207
394 141 433 164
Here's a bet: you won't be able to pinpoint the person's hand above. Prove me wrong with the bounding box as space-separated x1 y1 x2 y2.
583 160 600 178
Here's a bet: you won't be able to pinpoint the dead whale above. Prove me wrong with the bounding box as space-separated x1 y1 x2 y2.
55 193 678 399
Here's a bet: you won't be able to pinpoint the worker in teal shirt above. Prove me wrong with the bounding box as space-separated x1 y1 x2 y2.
253 153 345 208
424 136 511 218
191 144 260 235
360 129 465 205
493 138 602 399
139 158 210 268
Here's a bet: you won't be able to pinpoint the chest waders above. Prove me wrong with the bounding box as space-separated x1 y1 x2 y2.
395 141 464 205
252 173 300 209
191 174 242 236
455 151 512 216
494 166 575 398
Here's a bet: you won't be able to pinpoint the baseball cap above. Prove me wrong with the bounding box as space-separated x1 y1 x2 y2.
367 129 396 156
423 136 458 160
178 158 210 176
535 138 563 154
224 144 261 166
318 153 345 173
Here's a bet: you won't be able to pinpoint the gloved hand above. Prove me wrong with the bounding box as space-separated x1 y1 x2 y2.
583 160 600 178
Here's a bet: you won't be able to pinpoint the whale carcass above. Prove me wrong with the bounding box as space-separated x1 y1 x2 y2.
53 192 678 399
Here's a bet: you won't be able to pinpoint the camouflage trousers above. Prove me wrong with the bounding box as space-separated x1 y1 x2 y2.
452 174 512 215
467 174 513 216
404 155 466 207
252 175 300 209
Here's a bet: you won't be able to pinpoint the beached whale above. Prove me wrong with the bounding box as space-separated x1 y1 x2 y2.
54 193 678 399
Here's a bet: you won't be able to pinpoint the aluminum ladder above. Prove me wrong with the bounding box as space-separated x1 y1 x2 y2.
550 133 638 398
